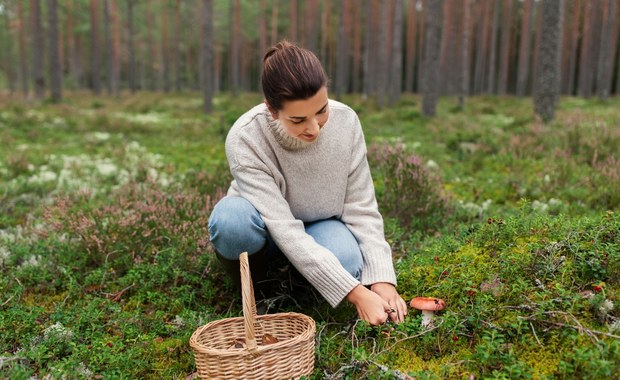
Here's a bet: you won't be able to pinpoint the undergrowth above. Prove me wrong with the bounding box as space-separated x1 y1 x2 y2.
0 92 618 379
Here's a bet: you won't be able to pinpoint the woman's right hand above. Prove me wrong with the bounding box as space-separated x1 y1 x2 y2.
346 284 392 325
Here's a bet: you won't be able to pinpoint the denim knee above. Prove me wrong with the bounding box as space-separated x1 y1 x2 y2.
305 219 363 280
208 196 268 259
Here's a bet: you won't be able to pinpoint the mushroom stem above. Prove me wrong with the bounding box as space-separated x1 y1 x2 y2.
421 310 435 328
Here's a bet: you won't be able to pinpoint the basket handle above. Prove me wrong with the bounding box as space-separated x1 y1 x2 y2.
240 252 259 353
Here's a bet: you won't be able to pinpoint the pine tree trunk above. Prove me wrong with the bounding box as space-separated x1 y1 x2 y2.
578 1 593 97
270 1 279 46
90 0 101 94
405 0 417 93
516 0 533 96
335 0 350 98
388 0 403 106
174 0 182 91
202 0 214 113
473 0 490 95
422 0 442 117
375 0 389 108
487 0 500 94
104 0 112 94
497 0 512 95
352 3 363 93
2 2 16 93
597 0 616 100
459 0 470 108
439 0 452 95
534 0 563 123
32 0 45 99
48 0 62 101
230 0 241 94
290 0 298 43
258 0 267 87
306 0 318 53
18 1 30 96
566 0 581 95
363 0 375 97
417 0 426 94
127 0 137 93
111 0 120 95
161 0 170 92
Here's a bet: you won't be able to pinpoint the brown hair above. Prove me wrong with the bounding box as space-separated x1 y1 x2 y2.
261 41 329 111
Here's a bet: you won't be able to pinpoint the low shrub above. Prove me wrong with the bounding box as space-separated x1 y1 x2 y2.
368 141 452 234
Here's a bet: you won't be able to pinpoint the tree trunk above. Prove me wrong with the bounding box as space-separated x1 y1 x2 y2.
32 0 45 99
516 0 533 96
566 0 581 95
534 0 563 123
405 0 417 93
306 0 319 53
473 0 490 95
417 0 426 94
48 0 62 101
497 0 512 95
388 0 403 106
422 0 442 117
439 0 452 95
18 1 30 96
459 0 470 108
230 0 241 94
2 2 16 93
290 0 298 43
111 0 120 95
270 1 279 46
127 0 137 93
202 0 214 113
174 0 182 91
161 0 170 92
335 0 350 98
487 0 500 94
375 0 389 108
146 1 156 91
363 0 375 97
577 1 593 97
90 0 101 94
104 0 112 94
259 0 267 88
597 0 616 100
352 3 363 93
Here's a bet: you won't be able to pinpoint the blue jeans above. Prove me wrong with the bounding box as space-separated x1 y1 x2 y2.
208 196 363 280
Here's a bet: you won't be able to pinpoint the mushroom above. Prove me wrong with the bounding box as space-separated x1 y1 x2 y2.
410 297 446 328
261 333 279 345
228 338 246 349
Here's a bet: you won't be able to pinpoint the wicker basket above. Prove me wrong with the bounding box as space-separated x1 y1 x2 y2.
190 252 316 379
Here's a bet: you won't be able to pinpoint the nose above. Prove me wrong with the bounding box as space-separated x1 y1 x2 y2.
307 117 320 134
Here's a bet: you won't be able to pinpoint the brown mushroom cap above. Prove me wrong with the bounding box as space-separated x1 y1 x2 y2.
410 297 446 311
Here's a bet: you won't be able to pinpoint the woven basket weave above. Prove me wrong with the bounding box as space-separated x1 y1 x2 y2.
190 252 316 379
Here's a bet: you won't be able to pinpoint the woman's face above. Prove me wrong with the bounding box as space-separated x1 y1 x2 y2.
267 86 330 143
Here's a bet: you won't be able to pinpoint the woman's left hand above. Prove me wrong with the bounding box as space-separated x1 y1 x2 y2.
370 283 408 324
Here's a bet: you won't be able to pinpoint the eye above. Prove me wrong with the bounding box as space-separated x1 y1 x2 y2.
317 106 328 114
291 119 305 125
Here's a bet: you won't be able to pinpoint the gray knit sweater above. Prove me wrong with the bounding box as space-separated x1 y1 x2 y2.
225 99 397 307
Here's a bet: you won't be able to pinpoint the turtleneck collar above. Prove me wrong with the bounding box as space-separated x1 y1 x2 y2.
267 113 316 151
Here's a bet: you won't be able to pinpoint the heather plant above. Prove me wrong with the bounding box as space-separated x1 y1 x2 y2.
41 179 220 275
368 140 451 234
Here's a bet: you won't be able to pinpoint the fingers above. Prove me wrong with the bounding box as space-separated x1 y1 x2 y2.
387 296 408 324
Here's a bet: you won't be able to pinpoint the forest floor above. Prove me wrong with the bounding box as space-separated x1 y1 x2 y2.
0 92 619 379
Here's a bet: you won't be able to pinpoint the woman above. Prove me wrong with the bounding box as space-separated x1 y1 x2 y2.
208 41 407 325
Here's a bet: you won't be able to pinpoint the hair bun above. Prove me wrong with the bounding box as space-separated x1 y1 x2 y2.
263 40 292 63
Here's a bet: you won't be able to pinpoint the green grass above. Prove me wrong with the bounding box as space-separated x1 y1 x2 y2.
1 92 618 379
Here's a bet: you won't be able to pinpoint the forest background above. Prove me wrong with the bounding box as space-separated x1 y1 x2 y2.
0 0 619 379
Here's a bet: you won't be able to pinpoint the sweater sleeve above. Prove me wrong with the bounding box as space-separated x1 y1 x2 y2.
229 157 361 307
340 116 397 287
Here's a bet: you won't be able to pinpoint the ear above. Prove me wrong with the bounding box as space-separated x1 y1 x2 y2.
264 100 279 120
